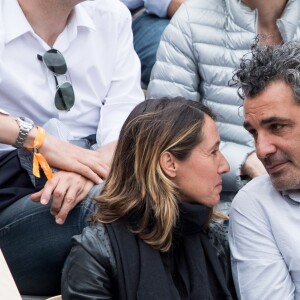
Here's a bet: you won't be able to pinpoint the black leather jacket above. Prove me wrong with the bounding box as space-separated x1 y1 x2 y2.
61 221 234 299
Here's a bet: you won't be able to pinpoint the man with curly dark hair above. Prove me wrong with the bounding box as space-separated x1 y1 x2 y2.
147 0 300 215
229 41 300 299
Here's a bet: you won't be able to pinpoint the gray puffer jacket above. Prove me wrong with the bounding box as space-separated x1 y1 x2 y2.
147 0 300 192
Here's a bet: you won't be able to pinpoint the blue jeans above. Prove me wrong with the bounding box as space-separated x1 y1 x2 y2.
132 12 169 86
0 185 102 296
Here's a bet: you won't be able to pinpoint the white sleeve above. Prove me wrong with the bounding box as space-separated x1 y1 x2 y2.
0 109 9 115
229 191 295 300
97 7 145 146
144 0 171 17
121 0 143 10
121 0 171 17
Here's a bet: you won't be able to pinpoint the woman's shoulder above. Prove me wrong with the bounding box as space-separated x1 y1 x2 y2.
72 223 117 275
207 220 237 298
207 220 230 273
207 220 229 256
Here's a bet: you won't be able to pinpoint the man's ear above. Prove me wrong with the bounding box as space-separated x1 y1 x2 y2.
160 151 177 178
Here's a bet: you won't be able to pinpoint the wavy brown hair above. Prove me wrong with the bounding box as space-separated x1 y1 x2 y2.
93 97 218 252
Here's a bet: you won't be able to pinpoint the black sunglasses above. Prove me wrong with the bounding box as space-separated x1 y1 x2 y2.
37 49 75 111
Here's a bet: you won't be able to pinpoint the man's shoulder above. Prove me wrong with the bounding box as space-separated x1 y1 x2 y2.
173 0 226 27
242 174 272 191
231 174 278 212
80 0 130 19
184 0 225 10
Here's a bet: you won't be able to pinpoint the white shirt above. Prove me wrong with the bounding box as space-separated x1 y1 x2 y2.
0 0 144 156
229 174 300 300
121 0 171 17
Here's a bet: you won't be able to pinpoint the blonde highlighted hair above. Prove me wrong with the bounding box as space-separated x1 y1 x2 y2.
93 97 223 252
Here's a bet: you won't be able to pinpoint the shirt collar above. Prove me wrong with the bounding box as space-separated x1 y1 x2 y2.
2 0 95 45
68 3 96 32
281 190 300 205
3 0 33 44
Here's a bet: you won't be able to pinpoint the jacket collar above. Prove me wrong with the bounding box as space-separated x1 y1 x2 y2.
225 0 300 41
277 0 300 42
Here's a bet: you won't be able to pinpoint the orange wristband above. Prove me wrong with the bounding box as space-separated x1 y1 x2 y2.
28 126 53 180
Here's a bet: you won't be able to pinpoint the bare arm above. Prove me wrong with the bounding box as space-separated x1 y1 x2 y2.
241 152 266 178
0 114 110 183
167 0 184 17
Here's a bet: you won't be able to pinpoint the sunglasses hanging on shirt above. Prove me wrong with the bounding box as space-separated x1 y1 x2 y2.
37 49 75 111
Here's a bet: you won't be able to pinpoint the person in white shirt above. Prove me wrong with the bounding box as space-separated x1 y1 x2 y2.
0 0 144 296
229 41 300 299
122 0 183 87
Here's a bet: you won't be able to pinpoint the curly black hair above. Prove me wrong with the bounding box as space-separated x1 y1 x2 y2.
230 38 300 102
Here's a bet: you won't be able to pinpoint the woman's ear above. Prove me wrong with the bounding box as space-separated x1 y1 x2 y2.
160 151 177 178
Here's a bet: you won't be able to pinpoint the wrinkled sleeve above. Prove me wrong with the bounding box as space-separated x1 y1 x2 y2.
147 3 200 101
97 6 144 146
122 0 171 17
229 191 295 300
144 0 171 17
121 0 143 10
62 226 116 300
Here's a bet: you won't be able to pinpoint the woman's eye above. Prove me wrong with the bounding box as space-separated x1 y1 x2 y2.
212 149 218 155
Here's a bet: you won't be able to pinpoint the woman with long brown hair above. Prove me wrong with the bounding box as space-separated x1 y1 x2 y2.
62 97 236 299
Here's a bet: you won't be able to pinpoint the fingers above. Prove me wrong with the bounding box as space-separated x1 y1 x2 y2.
30 178 59 205
40 134 112 182
78 149 111 179
71 162 106 184
55 180 93 224
31 171 95 225
64 148 110 183
54 184 78 225
30 174 69 215
31 190 43 202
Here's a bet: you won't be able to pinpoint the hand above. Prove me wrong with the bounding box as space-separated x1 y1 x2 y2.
95 141 117 168
241 152 267 178
31 171 94 224
39 133 112 184
167 0 184 18
1 114 110 183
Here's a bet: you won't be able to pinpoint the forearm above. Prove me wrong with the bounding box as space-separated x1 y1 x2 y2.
0 113 110 183
167 0 184 17
241 151 266 178
220 141 255 191
0 114 37 148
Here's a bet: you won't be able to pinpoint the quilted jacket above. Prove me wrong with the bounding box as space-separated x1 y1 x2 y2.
147 0 300 192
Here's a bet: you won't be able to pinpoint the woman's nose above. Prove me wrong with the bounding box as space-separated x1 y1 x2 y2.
219 153 230 174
